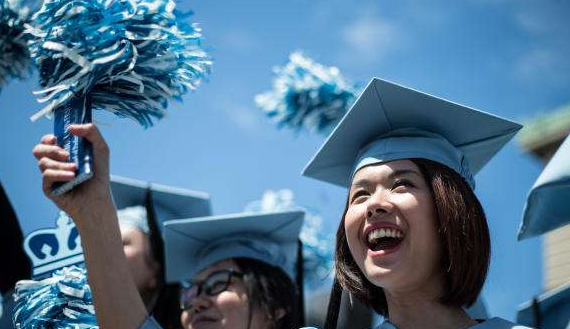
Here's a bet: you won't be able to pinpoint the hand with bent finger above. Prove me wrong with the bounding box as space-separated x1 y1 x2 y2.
32 124 113 222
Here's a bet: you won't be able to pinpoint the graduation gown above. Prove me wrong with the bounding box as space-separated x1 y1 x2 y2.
373 317 533 329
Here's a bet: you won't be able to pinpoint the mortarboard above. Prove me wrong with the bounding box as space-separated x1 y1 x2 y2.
517 281 570 328
163 210 305 283
518 135 570 240
302 78 522 189
110 175 212 233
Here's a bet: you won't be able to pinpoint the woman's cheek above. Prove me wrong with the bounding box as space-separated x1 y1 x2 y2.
180 311 191 329
216 291 249 328
345 207 366 262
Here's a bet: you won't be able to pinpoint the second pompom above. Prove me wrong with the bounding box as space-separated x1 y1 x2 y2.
255 52 358 135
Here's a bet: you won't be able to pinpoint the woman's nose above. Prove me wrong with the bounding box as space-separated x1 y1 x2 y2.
366 194 392 219
367 207 387 218
190 294 211 313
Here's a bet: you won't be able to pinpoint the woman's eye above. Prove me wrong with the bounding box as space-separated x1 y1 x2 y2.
393 179 415 190
208 280 227 294
351 190 369 203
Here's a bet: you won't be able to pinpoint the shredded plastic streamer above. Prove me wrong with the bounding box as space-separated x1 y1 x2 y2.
0 0 31 91
13 266 98 329
255 51 358 134
245 189 334 284
26 0 212 127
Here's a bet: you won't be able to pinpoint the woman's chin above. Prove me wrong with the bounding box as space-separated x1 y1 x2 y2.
362 252 405 287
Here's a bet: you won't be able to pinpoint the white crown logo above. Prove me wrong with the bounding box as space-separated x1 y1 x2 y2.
23 211 84 277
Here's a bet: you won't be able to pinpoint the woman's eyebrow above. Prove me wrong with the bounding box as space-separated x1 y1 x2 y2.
351 169 421 190
351 179 370 189
388 169 421 179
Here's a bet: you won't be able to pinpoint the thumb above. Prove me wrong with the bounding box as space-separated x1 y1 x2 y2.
68 123 109 154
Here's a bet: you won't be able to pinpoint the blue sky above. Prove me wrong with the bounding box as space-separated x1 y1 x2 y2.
1 0 569 322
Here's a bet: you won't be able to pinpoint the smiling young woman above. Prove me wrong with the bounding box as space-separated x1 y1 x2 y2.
337 159 489 318
301 78 532 329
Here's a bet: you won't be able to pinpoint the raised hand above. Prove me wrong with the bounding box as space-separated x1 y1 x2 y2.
32 123 113 222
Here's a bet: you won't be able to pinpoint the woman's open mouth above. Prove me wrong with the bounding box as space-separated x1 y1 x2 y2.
192 314 218 326
365 227 404 253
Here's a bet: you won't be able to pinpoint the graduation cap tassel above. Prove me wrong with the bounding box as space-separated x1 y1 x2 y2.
26 0 212 194
531 297 541 328
144 185 165 279
297 238 305 327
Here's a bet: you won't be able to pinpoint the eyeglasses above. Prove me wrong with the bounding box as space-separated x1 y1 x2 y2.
179 269 244 310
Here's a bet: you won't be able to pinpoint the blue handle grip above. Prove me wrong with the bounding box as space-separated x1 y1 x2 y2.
51 96 94 196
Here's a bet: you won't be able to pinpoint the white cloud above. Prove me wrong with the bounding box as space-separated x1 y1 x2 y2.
226 106 260 133
513 48 566 82
340 16 400 64
515 11 546 35
510 3 570 84
219 29 258 54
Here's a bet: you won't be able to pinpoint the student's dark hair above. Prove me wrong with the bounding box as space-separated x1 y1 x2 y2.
234 257 300 329
331 158 490 320
144 189 182 328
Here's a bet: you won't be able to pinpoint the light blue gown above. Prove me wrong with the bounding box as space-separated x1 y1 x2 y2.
140 317 161 329
142 316 535 329
300 317 533 329
375 318 532 329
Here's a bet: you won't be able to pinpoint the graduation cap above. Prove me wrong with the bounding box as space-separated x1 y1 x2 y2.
517 282 570 328
163 210 305 283
518 136 570 240
110 175 212 233
302 78 522 189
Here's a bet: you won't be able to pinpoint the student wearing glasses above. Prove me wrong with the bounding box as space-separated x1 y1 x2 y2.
300 78 533 329
32 127 304 329
161 211 305 329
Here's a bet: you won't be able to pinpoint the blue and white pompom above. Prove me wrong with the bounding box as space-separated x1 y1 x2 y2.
245 189 334 284
0 0 31 91
255 51 358 134
26 0 212 127
13 266 98 328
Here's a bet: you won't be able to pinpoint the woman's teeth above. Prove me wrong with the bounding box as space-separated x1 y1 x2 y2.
367 228 403 244
366 228 404 251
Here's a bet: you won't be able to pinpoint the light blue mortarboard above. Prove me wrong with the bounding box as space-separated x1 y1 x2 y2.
517 282 570 328
302 78 522 189
163 210 305 283
518 136 570 240
110 175 212 233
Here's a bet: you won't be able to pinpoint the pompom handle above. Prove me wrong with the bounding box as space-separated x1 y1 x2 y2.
51 96 94 196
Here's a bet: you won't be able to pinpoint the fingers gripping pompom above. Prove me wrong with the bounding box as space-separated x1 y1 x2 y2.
255 52 358 135
13 266 99 328
27 0 212 126
0 0 31 91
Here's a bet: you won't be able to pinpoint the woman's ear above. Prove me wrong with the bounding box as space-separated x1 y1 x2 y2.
274 308 287 321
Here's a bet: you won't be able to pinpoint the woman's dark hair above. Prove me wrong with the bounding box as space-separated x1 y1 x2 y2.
330 158 490 322
144 189 183 329
234 257 300 329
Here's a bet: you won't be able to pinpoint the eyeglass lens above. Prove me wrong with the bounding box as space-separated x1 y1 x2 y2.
180 271 234 309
